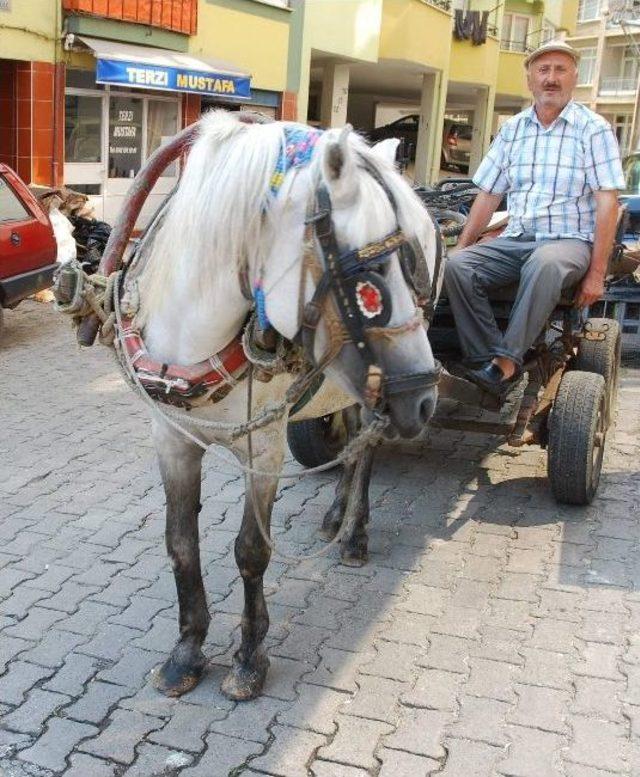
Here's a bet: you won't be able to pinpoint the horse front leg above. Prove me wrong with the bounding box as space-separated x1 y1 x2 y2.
340 444 375 567
221 436 282 701
319 406 360 540
153 427 209 697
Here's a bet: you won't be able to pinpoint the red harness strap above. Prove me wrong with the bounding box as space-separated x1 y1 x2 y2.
120 317 249 404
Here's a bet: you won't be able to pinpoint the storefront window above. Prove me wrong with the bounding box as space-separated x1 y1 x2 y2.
147 100 179 177
65 94 103 163
108 95 143 179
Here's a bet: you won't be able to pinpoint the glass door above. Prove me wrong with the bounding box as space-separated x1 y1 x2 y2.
64 90 106 218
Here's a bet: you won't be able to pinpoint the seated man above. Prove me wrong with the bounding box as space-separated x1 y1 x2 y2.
444 39 625 398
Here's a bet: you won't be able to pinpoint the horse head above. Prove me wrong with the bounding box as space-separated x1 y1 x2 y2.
264 124 440 438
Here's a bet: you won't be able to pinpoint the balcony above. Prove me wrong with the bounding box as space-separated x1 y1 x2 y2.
599 76 638 96
62 0 198 36
500 38 533 53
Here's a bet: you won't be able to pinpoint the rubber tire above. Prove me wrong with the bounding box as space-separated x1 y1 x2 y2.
0 307 4 342
574 318 621 425
287 413 348 469
548 370 606 506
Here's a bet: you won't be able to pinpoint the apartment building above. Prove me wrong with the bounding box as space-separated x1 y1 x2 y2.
567 0 639 155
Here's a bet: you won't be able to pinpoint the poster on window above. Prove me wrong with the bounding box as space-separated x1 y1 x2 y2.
108 96 143 179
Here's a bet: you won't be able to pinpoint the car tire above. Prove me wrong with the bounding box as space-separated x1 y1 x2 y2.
574 318 621 426
287 413 348 469
0 307 4 342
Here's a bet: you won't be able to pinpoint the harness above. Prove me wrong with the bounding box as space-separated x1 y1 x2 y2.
110 129 442 411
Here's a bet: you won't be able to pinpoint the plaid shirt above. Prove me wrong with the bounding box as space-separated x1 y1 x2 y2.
473 101 625 242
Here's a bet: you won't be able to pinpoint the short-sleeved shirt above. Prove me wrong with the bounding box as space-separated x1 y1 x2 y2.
472 100 625 242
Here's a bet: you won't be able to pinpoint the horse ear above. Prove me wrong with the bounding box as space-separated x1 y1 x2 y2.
323 124 353 181
371 138 400 166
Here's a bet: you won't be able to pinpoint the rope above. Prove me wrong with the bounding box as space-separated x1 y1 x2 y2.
112 272 388 480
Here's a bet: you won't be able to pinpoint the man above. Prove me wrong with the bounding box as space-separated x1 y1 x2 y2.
444 39 625 397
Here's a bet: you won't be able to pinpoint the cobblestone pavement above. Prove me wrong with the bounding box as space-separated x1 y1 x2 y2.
1 300 640 777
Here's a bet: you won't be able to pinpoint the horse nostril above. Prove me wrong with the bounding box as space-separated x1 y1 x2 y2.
419 392 436 424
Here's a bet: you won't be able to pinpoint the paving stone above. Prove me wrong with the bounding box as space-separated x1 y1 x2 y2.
418 634 473 674
360 640 421 682
529 618 577 653
18 717 98 772
497 726 566 777
517 648 572 691
121 743 193 776
66 681 130 725
78 624 142 661
248 724 327 777
57 602 119 636
573 641 624 681
262 656 311 702
448 696 510 747
277 682 348 734
108 595 171 630
96 647 162 688
439 738 503 776
0 635 32 674
79 709 163 765
385 707 450 758
571 676 625 721
304 646 370 693
311 761 371 777
272 623 331 663
465 658 518 702
1 688 70 735
39 581 99 614
401 668 462 711
377 747 440 777
210 695 287 743
65 753 117 777
3 607 64 641
42 652 97 696
317 714 394 770
398 584 450 616
564 715 629 772
0 661 54 706
20 629 86 669
148 703 226 752
508 684 570 733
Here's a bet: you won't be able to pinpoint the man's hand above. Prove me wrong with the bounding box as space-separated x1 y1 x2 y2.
574 269 605 309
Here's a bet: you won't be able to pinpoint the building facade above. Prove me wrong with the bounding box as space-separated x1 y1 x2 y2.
567 0 640 158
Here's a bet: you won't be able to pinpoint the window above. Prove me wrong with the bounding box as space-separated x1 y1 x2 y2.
624 154 640 194
578 0 601 22
622 44 639 82
614 114 633 158
0 176 29 222
108 96 143 179
147 99 179 177
541 20 556 44
65 94 103 163
501 13 531 52
577 47 597 85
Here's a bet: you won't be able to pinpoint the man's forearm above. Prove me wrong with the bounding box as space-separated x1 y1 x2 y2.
456 191 504 249
588 192 620 278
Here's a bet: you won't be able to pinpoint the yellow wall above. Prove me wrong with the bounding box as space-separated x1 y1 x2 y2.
190 3 289 91
497 50 529 97
306 0 383 62
0 0 59 62
449 38 499 86
379 0 451 73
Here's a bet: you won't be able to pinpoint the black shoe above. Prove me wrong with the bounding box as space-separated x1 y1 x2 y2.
466 363 517 398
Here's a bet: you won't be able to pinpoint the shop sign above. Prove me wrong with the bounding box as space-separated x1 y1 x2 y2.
96 59 251 99
108 96 143 179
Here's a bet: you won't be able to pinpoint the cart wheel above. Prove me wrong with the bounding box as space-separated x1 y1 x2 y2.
574 318 621 425
287 412 348 469
548 370 607 506
0 307 4 342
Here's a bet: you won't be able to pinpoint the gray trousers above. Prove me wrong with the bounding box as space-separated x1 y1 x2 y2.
444 236 592 366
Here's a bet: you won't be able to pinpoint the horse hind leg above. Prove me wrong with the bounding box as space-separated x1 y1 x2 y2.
153 429 210 697
221 452 281 701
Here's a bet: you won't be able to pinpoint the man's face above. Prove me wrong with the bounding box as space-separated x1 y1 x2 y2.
526 52 578 112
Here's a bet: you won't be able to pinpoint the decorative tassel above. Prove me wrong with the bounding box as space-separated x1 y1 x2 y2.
254 283 269 330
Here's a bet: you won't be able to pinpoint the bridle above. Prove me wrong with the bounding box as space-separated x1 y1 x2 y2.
299 162 442 410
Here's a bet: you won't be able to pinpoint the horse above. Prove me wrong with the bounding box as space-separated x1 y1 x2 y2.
130 110 441 701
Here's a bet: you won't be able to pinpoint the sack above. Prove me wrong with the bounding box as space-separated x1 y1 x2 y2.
49 208 77 264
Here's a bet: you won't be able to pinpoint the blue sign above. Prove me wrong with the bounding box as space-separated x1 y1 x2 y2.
96 59 251 100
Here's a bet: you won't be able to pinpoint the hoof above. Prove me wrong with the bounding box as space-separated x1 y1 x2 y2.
152 650 206 698
318 521 340 541
221 651 269 701
340 549 368 567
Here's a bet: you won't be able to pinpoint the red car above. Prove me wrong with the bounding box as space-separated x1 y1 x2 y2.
0 164 58 338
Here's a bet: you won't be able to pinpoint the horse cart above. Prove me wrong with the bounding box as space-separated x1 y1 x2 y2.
288 178 625 507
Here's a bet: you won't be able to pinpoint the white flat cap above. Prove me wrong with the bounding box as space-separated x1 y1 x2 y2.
524 39 580 68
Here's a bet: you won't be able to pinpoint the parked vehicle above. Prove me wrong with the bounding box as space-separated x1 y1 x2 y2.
0 164 58 339
367 115 472 172
620 150 640 236
441 120 472 172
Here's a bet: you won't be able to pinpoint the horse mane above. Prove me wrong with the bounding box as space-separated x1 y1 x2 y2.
138 111 436 325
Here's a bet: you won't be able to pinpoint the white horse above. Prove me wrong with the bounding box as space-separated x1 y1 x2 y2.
132 110 440 700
